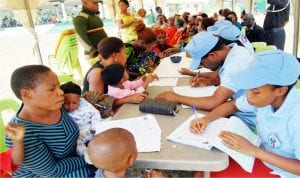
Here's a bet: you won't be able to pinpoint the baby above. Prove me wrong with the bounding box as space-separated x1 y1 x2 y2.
101 64 158 101
60 81 102 155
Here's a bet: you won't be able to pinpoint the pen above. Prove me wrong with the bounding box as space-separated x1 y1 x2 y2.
192 105 200 129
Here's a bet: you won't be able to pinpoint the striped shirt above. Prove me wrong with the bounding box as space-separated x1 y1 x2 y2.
5 108 95 177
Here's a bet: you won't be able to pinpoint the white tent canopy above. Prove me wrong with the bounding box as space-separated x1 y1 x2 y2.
0 0 48 63
0 0 299 57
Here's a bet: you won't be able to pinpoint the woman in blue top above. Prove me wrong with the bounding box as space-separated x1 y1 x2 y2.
6 65 95 177
190 50 300 177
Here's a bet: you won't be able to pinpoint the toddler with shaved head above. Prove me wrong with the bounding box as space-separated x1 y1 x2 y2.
87 128 162 178
88 128 137 177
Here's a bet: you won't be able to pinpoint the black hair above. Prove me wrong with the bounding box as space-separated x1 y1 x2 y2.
118 0 129 6
273 81 297 95
60 81 81 95
202 37 226 59
101 64 125 86
219 37 243 46
241 10 246 16
218 9 223 15
156 14 166 22
222 8 231 17
97 37 124 59
177 19 184 27
201 17 216 31
155 6 161 12
200 13 208 19
11 65 51 99
225 11 238 22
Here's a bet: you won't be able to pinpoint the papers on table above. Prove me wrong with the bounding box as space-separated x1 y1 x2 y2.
167 114 260 173
95 115 161 152
154 54 191 78
167 113 227 150
149 78 178 86
154 52 211 78
173 86 218 108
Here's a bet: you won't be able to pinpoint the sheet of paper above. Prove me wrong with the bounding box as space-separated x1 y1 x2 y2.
167 113 228 150
173 86 218 108
149 78 178 86
211 116 260 173
95 115 161 152
155 52 211 78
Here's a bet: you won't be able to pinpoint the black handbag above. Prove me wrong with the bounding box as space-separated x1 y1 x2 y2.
139 98 179 116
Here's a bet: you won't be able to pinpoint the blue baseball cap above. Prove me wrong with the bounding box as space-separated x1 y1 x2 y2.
185 31 219 70
208 20 241 41
231 50 300 89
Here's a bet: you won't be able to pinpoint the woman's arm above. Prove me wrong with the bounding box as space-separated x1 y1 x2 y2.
220 131 300 176
87 68 104 93
190 100 238 133
114 93 148 106
117 19 135 29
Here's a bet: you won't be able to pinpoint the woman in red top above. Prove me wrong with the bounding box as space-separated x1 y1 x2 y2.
164 17 178 46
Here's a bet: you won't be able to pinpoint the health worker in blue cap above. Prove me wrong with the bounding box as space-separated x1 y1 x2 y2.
190 50 300 178
157 31 257 130
179 20 254 88
208 19 254 54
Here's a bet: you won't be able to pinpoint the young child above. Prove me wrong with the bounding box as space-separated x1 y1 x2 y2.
153 28 180 58
1 123 25 177
60 81 102 156
101 64 158 101
136 8 146 22
87 128 163 178
190 50 300 177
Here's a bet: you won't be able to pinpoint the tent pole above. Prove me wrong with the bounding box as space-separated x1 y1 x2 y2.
140 0 144 9
24 0 43 64
293 0 299 57
60 2 68 22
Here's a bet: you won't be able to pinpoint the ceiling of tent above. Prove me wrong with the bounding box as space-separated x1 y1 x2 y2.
0 0 299 56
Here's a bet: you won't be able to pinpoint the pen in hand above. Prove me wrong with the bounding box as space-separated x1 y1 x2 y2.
192 105 200 131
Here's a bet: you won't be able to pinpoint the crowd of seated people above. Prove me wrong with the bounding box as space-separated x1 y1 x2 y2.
3 1 298 178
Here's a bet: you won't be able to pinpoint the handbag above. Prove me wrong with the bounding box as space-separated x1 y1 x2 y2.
82 91 114 118
139 98 179 116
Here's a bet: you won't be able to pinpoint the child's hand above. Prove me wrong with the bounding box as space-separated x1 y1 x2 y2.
5 123 25 142
126 93 147 104
145 73 158 83
178 67 194 76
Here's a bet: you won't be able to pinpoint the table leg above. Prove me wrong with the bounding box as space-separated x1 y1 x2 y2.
203 171 210 178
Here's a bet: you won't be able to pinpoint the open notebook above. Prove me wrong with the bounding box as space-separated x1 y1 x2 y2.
167 114 260 173
95 114 161 152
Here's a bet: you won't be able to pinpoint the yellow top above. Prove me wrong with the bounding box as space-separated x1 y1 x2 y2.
117 12 138 43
